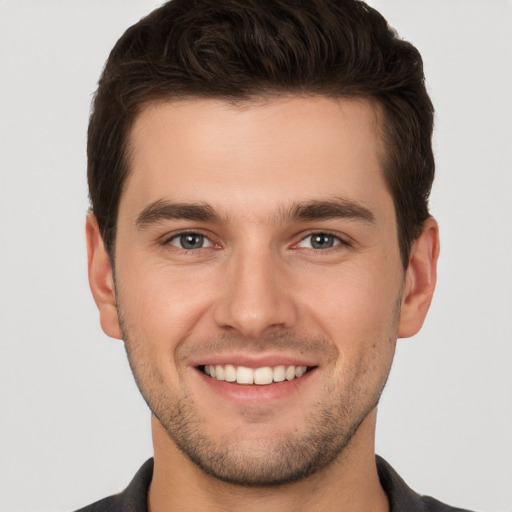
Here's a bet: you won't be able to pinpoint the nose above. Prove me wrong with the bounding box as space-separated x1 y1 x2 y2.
212 247 298 338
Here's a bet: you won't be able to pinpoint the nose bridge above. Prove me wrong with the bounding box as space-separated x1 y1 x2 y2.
213 240 296 337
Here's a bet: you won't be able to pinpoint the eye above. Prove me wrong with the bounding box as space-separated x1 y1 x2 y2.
297 233 342 250
168 233 213 250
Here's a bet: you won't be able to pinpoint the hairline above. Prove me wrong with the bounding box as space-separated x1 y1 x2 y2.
108 92 408 267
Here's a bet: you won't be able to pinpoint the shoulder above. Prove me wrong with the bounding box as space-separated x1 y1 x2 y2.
420 495 475 512
73 459 153 512
74 494 121 512
376 456 478 512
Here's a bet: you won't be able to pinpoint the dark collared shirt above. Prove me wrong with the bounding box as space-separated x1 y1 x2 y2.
75 456 476 512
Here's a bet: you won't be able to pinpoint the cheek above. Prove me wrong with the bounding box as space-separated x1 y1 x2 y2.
314 266 400 394
300 261 403 346
115 260 219 345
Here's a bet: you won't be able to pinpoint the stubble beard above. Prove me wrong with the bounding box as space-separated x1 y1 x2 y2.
152 379 385 487
120 322 397 488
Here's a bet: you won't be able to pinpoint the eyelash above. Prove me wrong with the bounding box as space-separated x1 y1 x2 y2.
164 231 217 251
295 232 350 251
163 230 350 253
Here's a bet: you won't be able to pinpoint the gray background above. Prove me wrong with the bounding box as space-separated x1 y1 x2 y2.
1 1 511 511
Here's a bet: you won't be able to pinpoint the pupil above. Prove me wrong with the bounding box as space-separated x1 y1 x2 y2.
312 234 333 249
181 234 203 249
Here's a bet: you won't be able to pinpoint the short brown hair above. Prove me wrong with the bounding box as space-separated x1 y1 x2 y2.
87 0 434 267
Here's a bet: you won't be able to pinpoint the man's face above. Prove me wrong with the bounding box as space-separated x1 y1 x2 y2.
111 96 406 485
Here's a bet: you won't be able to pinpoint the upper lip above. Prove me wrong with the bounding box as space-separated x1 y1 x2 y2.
189 353 319 369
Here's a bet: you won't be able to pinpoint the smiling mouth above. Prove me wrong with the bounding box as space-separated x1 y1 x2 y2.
200 364 314 385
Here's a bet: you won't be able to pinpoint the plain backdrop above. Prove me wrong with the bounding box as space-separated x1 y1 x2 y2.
1 1 511 511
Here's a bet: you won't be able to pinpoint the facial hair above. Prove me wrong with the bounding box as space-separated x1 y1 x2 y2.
119 314 398 487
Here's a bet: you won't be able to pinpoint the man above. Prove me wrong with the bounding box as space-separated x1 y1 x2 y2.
79 0 472 510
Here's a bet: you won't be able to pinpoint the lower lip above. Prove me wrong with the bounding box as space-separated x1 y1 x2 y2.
195 368 316 404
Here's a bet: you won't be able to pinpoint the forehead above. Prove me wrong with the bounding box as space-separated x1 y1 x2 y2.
122 95 391 222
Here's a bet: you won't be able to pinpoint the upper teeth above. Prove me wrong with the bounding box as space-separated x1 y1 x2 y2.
203 364 308 385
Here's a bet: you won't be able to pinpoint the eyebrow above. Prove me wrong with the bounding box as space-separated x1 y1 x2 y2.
135 197 375 228
136 200 221 228
287 198 375 223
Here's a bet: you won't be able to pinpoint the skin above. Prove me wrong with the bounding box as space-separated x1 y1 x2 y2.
87 96 439 512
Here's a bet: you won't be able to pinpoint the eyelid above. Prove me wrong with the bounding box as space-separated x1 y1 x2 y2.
159 229 351 251
170 234 213 249
294 231 351 250
162 229 218 249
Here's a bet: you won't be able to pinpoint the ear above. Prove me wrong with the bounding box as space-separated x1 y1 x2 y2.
86 213 123 340
398 217 440 338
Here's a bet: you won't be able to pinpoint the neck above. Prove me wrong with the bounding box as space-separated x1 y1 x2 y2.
148 410 389 512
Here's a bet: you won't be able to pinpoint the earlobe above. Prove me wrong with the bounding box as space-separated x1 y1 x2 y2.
86 213 123 340
398 217 440 338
